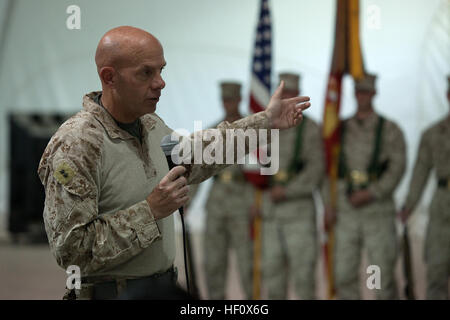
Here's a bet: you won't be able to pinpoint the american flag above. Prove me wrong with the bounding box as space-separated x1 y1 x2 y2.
249 0 272 114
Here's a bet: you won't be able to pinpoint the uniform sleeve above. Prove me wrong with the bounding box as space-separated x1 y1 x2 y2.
404 131 433 211
39 135 161 275
368 122 407 200
285 121 325 199
182 111 270 184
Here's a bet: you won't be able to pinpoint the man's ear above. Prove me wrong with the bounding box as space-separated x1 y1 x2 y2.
99 67 115 87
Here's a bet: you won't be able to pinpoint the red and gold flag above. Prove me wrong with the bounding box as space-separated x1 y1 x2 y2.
322 0 365 299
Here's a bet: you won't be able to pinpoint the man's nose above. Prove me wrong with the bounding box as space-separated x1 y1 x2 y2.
153 74 165 90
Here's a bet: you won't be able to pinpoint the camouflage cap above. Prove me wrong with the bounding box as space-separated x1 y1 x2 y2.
220 82 241 100
355 73 377 92
279 72 300 91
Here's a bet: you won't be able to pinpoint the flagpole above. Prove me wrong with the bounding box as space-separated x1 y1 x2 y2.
246 0 272 300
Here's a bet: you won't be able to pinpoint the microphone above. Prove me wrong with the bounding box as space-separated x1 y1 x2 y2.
160 134 180 171
160 134 191 294
160 134 185 216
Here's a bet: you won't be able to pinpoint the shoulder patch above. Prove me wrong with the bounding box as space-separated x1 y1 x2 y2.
54 161 76 185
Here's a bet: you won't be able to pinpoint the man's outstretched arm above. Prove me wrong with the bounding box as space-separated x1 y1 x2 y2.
183 81 311 184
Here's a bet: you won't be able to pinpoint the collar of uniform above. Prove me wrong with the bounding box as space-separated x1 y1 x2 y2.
350 111 379 129
83 91 156 140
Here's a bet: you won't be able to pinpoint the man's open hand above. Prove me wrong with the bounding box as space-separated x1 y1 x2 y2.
265 81 311 130
146 166 189 220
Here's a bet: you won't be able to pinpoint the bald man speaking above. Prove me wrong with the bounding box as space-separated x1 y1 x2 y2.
38 26 310 300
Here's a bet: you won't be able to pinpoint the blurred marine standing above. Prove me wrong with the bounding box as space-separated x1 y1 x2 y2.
399 75 450 300
324 73 406 299
262 73 324 299
196 82 255 299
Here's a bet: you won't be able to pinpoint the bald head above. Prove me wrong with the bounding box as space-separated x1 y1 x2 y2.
95 26 162 72
94 26 167 122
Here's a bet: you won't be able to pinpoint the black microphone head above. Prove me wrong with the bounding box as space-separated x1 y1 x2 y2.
160 134 180 157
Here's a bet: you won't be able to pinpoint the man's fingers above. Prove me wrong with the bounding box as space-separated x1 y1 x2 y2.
172 175 188 189
297 102 311 111
177 196 189 206
293 107 304 117
286 96 310 104
271 80 285 99
174 185 189 198
293 114 303 126
169 166 186 180
161 166 186 185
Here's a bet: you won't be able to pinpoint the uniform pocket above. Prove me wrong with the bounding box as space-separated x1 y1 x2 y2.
53 158 92 198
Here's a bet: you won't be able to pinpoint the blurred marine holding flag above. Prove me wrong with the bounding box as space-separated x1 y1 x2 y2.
322 0 407 300
322 0 365 299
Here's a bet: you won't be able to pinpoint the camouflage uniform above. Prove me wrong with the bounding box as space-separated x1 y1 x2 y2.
404 115 450 300
261 73 324 299
202 164 254 299
38 92 269 299
190 82 255 299
262 116 324 299
327 110 406 300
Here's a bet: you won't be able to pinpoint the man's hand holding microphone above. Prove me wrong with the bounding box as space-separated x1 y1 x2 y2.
146 166 189 220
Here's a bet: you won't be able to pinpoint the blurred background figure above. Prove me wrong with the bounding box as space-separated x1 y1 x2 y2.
261 72 324 299
324 73 406 299
188 82 255 300
8 113 69 244
399 75 450 300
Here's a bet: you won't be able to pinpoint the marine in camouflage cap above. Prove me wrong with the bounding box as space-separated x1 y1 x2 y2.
279 72 300 93
188 80 255 299
354 73 377 92
220 81 241 100
261 72 323 299
324 71 406 299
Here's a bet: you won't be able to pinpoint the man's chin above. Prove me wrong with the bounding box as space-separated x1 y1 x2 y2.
144 100 157 113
